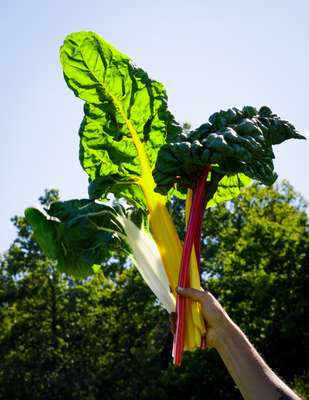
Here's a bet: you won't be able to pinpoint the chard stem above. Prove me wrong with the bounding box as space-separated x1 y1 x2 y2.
173 165 211 366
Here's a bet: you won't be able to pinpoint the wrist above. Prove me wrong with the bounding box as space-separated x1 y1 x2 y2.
210 313 237 349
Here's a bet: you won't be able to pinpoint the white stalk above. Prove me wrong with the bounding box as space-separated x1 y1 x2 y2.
116 214 176 313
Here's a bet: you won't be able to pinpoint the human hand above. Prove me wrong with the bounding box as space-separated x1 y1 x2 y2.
173 288 302 400
173 287 231 348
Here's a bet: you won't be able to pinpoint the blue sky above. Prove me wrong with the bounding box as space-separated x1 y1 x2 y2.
1 0 308 252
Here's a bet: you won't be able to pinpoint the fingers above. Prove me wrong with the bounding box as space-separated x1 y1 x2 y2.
176 287 206 302
170 288 205 334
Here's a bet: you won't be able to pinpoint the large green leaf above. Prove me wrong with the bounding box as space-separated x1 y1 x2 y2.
60 31 181 209
25 200 125 278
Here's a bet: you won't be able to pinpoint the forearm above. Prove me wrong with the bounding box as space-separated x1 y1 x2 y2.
214 317 301 400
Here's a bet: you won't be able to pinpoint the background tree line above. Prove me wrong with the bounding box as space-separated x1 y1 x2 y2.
0 182 308 399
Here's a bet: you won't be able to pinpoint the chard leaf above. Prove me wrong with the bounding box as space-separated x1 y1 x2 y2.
25 200 125 278
25 200 175 312
60 31 181 209
154 106 305 202
206 173 252 208
24 208 59 259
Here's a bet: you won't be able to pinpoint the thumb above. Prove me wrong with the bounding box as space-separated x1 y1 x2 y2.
176 287 205 302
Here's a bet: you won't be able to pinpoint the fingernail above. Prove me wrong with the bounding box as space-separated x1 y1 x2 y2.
176 287 184 293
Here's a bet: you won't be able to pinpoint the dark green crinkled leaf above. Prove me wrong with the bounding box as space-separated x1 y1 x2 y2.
154 106 305 202
25 200 126 278
60 31 181 209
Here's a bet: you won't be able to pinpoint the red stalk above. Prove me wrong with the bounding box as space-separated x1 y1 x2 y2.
194 190 206 270
173 166 211 366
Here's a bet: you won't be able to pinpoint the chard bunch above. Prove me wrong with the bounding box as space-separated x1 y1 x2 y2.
152 105 305 363
25 31 306 366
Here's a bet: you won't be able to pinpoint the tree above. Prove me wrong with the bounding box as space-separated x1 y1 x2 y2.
200 181 309 396
144 181 309 400
0 190 169 400
0 190 75 399
0 183 308 399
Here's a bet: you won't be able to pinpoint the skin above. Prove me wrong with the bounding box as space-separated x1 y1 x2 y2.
175 287 302 400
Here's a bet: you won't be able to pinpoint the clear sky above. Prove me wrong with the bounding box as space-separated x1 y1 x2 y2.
1 0 308 252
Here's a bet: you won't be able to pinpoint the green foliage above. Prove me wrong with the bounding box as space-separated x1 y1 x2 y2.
202 182 309 385
0 191 72 398
60 31 181 208
1 191 165 399
154 105 305 199
1 184 308 399
293 369 309 399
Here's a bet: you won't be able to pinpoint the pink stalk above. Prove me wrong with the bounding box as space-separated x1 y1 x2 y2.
173 166 211 366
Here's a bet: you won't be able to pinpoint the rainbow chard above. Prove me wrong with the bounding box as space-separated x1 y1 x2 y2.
25 31 306 366
154 105 305 364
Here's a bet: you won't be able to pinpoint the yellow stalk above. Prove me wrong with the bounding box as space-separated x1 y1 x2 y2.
111 91 182 291
111 91 204 351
